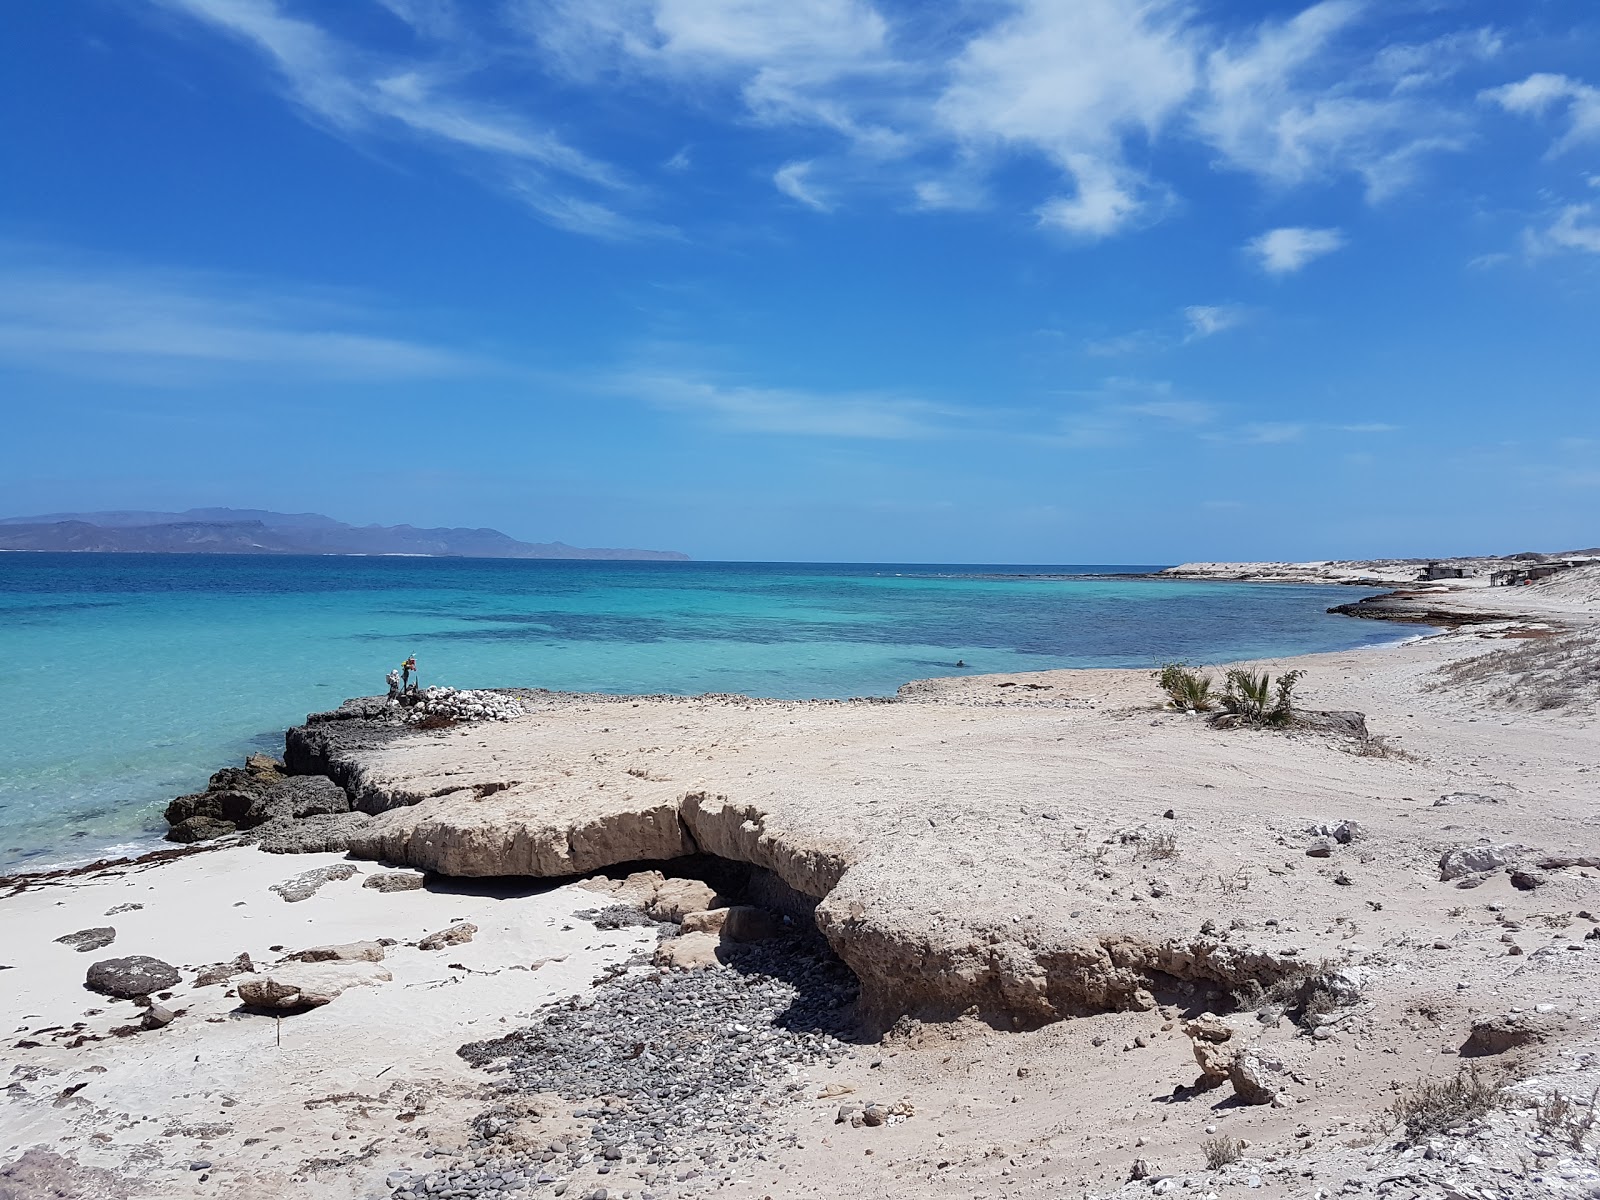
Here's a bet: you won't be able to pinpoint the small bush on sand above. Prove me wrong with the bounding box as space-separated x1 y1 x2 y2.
1537 1088 1599 1151
1155 663 1215 712
1221 668 1303 728
1202 1135 1244 1169
1135 830 1179 861
1390 1068 1501 1144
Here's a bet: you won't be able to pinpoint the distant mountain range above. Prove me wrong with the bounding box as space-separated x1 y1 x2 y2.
0 508 689 561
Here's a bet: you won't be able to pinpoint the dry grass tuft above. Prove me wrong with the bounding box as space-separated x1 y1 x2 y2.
1347 734 1420 762
1202 1135 1245 1169
1390 1068 1501 1143
1134 831 1179 861
1536 1087 1599 1152
1429 634 1600 713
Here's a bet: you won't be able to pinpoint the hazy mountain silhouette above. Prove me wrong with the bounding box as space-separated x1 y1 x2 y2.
0 508 689 560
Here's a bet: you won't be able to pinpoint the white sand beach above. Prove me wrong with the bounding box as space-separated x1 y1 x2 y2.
4 567 1599 1200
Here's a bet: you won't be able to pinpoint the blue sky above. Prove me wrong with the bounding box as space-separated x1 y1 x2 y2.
1 0 1597 562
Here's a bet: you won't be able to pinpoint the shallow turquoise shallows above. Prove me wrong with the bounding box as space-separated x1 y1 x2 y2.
0 554 1406 870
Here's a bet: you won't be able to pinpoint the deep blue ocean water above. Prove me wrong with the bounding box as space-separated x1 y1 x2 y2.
0 554 1405 871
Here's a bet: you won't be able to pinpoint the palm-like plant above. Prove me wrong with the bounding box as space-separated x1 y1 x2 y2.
1155 662 1215 712
1222 668 1304 727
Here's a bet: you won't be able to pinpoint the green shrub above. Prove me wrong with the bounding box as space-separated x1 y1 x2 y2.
1222 668 1304 728
1155 662 1215 712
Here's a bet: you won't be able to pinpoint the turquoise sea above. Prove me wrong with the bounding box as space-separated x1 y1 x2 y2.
0 554 1407 871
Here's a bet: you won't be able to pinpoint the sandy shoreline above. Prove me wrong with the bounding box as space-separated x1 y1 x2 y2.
4 567 1599 1199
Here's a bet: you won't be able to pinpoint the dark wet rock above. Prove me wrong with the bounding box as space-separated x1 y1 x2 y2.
54 927 116 953
253 811 372 855
283 699 408 803
255 775 350 822
166 816 238 843
164 752 352 844
85 955 181 999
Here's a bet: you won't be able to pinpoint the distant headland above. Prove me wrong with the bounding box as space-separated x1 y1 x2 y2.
0 507 689 561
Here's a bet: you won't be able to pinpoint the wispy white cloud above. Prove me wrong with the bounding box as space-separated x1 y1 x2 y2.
1524 203 1600 256
1183 304 1246 340
155 0 1512 246
1338 422 1398 433
1483 73 1600 155
525 0 907 151
613 369 961 439
1055 379 1217 446
1084 304 1247 356
0 252 471 382
773 160 832 211
1247 225 1346 274
1083 330 1163 358
152 0 661 239
1236 421 1306 444
374 0 463 43
1196 2 1490 200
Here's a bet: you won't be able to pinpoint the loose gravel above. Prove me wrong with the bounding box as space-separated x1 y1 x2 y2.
390 930 858 1200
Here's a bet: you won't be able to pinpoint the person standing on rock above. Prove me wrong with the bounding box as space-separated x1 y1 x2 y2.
401 655 418 694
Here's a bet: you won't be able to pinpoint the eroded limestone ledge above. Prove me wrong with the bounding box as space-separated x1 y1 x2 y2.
278 656 1584 1029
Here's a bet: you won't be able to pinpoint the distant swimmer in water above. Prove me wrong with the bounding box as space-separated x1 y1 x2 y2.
955 659 967 668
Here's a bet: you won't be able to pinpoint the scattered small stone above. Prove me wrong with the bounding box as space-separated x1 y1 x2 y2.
104 903 143 916
1307 819 1365 844
269 863 358 902
238 961 392 1008
287 940 385 963
54 927 116 953
362 869 427 893
419 923 477 951
142 1002 179 1030
1438 843 1522 882
195 953 255 987
1434 792 1500 807
414 931 858 1199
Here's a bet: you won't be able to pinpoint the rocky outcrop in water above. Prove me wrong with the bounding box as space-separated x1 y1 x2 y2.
163 753 352 843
